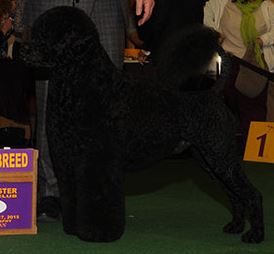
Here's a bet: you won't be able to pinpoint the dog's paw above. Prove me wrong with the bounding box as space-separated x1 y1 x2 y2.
223 221 245 234
63 226 77 236
77 228 124 242
241 228 264 243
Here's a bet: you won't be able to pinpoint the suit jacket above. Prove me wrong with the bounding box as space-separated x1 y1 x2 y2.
23 0 129 28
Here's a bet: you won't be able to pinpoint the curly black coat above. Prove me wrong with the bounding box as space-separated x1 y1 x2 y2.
22 6 264 243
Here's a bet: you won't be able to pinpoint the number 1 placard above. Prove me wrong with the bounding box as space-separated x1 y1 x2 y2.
244 121 274 163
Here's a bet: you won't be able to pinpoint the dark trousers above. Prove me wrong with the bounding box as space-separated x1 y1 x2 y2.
224 60 267 146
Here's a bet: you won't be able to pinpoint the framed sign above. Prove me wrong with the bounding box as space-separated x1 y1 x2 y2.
244 121 274 163
0 149 38 235
0 149 34 173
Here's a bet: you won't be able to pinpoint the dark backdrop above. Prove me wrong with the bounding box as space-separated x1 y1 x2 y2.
137 0 207 61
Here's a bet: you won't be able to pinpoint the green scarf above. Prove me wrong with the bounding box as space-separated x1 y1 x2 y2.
236 0 266 68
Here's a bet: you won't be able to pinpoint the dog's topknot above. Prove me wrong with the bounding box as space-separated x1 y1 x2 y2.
24 6 100 66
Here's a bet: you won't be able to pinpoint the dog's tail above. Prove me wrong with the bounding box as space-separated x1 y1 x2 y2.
213 45 232 95
157 24 230 93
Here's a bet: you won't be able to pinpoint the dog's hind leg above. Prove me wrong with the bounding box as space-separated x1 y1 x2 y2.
192 148 264 243
219 163 264 244
222 188 245 234
192 148 245 233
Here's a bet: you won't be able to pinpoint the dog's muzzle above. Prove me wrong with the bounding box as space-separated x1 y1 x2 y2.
19 43 53 68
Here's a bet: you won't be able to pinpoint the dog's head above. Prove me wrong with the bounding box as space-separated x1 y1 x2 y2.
21 6 100 67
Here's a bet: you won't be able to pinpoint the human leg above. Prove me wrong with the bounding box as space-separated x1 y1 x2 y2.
35 81 60 219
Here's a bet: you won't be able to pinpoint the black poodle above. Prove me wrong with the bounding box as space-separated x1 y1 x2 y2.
21 6 264 243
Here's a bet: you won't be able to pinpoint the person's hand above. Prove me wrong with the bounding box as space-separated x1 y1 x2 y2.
128 30 144 48
1 17 13 35
256 37 263 48
135 0 155 26
219 33 225 44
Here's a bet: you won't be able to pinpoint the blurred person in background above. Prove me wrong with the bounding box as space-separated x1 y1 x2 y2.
0 0 36 148
0 0 16 58
204 0 274 147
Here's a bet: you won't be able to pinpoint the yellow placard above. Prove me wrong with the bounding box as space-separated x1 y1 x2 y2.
244 121 274 163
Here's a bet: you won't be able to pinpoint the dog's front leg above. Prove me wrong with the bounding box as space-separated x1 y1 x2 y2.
75 164 126 242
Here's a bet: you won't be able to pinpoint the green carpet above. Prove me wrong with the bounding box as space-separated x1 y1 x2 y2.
1 158 273 254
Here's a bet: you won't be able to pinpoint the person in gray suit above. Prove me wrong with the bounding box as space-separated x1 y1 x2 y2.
22 0 155 220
